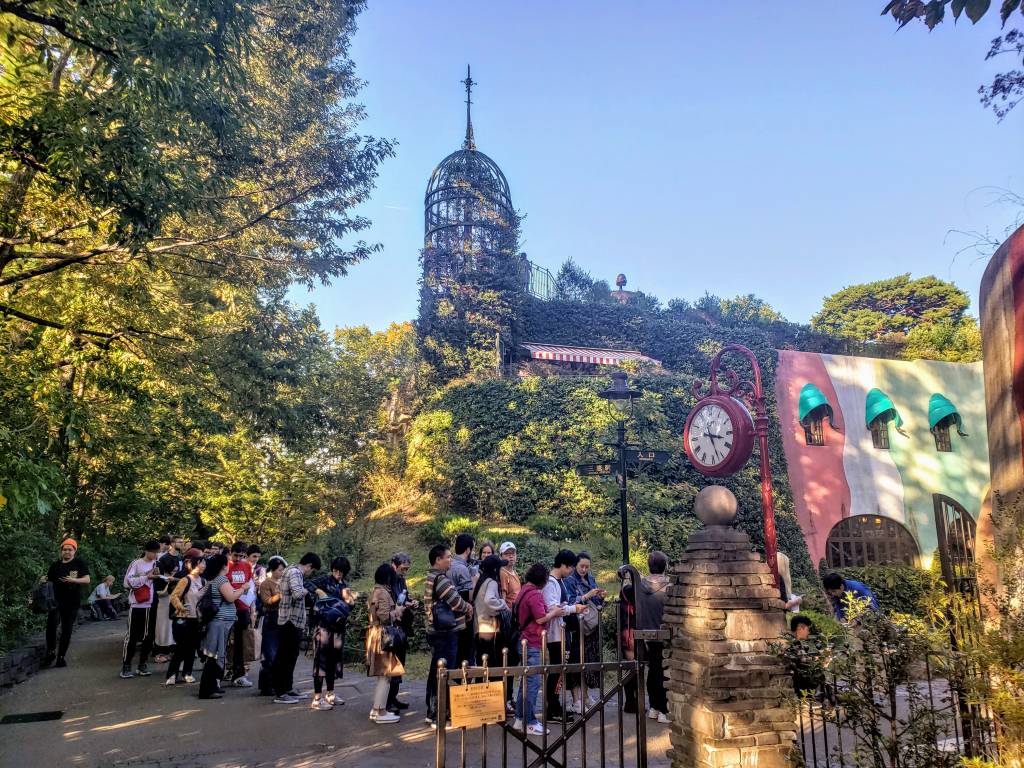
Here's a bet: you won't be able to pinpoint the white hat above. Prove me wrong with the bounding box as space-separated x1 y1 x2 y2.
499 541 516 554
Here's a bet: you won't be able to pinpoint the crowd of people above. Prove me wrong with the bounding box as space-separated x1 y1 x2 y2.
35 532 887 734
35 532 677 732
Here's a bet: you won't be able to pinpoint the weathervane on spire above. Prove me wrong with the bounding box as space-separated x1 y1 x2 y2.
462 65 476 150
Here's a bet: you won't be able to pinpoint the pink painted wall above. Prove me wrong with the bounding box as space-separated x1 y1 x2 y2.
775 351 852 565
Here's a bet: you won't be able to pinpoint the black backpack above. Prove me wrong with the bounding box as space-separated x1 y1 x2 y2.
196 579 218 625
30 581 57 614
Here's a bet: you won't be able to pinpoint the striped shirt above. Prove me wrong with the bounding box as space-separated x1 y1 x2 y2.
277 565 310 629
210 575 237 623
424 568 470 634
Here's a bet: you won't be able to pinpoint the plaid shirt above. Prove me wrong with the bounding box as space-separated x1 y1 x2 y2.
277 565 310 629
424 568 470 634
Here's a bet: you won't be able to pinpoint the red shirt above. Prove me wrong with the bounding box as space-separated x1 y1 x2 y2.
516 583 548 649
226 560 253 611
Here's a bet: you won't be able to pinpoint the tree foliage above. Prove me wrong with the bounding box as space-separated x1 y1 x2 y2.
882 0 1024 118
0 0 395 650
810 274 980 360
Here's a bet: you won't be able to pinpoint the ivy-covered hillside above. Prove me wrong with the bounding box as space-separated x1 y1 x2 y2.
408 298 841 585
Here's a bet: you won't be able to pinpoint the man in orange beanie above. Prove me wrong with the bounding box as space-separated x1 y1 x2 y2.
43 538 91 667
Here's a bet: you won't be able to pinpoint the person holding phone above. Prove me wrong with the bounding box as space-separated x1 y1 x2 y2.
120 540 160 679
563 551 606 710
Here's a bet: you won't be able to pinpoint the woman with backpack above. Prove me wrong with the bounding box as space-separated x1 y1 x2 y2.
513 563 569 736
198 554 249 699
165 551 207 686
366 563 406 724
472 555 507 674
308 556 356 711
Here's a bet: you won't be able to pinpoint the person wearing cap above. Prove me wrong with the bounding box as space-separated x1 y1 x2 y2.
121 539 161 679
498 541 521 711
43 538 91 668
498 542 521 609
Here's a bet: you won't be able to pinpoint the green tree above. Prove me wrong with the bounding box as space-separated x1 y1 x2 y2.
811 274 972 349
882 0 1024 118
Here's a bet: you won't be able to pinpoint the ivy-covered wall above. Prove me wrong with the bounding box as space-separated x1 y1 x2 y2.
408 297 833 585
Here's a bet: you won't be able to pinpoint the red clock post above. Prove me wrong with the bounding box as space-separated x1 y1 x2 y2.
683 343 780 585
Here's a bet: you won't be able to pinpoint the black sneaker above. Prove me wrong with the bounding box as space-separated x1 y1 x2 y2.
136 664 151 676
389 700 410 711
55 657 67 668
41 653 56 668
120 664 134 679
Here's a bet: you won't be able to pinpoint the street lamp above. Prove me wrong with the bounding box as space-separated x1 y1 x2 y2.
599 371 641 565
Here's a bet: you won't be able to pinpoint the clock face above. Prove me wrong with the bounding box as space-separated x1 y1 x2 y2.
687 402 736 469
683 395 755 478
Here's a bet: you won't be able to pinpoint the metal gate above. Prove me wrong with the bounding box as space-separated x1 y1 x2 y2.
434 637 647 768
932 494 997 760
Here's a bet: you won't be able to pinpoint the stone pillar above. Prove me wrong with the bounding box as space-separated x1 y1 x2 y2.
664 486 796 768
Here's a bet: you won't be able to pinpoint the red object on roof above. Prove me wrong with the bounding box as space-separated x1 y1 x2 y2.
520 342 660 367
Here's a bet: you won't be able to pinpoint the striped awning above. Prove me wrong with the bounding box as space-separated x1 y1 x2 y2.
520 342 660 366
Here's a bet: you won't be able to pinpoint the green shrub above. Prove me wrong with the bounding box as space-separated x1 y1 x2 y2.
417 515 482 547
525 513 581 541
833 565 940 616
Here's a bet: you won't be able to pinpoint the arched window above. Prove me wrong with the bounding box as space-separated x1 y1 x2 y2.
825 515 920 569
798 383 837 448
866 389 903 451
928 394 967 454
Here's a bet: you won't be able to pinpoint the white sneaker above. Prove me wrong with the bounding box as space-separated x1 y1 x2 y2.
233 676 253 688
163 677 176 686
657 712 671 724
312 695 332 711
647 708 660 721
375 711 400 724
183 675 195 684
512 718 524 731
587 690 600 707
526 722 549 736
567 700 583 714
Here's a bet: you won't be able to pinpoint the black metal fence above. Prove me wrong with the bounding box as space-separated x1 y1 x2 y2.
797 651 998 768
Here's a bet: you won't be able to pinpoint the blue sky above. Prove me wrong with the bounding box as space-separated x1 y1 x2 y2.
292 1 1022 332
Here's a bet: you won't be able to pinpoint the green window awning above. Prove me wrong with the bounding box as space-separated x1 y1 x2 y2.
928 394 967 436
798 383 836 428
866 388 903 429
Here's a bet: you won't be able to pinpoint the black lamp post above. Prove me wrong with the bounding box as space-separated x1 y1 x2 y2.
599 371 641 565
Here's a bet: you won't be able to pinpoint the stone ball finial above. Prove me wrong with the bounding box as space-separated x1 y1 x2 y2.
615 273 627 289
694 485 738 526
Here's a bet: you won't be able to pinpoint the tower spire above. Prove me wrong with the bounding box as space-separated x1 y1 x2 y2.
462 65 476 150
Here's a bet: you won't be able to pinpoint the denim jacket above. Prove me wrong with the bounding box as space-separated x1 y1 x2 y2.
563 569 604 608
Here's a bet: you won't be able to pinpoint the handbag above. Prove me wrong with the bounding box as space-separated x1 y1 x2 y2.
381 624 406 652
580 602 599 635
431 579 458 632
30 581 57 614
242 626 258 663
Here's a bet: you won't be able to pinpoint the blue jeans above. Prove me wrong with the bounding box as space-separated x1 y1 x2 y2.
516 646 542 725
258 612 279 694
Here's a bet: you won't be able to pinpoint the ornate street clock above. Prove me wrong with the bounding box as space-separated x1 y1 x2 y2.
683 395 755 478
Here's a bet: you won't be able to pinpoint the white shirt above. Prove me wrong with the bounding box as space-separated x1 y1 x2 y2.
542 575 564 643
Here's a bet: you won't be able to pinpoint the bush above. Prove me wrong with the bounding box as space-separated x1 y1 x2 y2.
832 565 940 616
417 515 482 547
525 513 581 541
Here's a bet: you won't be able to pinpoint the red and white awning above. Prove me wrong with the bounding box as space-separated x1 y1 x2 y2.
520 342 660 367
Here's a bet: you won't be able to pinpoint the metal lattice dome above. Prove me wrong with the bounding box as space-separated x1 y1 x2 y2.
424 67 515 252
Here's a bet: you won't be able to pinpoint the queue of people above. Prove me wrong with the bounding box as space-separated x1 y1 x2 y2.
33 531 694 732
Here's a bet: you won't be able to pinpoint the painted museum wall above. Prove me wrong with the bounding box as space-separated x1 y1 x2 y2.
776 350 991 568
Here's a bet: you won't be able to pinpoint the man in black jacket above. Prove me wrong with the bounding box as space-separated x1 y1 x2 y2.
43 538 91 668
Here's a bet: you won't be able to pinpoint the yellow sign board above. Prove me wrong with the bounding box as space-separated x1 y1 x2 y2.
449 681 507 729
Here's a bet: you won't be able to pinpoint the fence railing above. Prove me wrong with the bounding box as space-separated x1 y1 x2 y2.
796 650 998 768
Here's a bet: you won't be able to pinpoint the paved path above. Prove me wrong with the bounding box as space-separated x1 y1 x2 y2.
0 621 670 768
